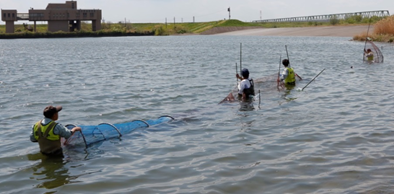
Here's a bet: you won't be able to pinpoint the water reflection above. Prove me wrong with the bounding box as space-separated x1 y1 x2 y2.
239 101 255 111
27 153 76 189
283 86 297 97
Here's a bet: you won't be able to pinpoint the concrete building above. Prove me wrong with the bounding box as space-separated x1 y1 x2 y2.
1 1 101 33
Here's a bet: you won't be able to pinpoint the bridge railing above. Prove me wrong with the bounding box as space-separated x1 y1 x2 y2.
253 10 390 23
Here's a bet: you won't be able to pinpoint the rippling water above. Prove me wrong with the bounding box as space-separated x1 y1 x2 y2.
1 35 394 194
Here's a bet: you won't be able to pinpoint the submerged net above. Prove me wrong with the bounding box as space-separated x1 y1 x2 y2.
364 40 384 63
63 116 174 148
220 73 302 104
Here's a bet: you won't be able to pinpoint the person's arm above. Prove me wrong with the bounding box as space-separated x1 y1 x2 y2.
295 71 303 80
295 73 302 80
280 69 288 82
236 74 243 80
53 123 81 139
242 92 247 100
30 125 37 142
239 80 245 94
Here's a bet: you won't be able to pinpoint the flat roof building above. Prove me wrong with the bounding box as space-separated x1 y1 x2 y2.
1 1 101 33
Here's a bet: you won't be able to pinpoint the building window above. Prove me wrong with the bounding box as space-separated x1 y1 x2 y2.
90 13 94 17
8 13 10 17
12 13 15 17
83 13 87 17
3 13 5 18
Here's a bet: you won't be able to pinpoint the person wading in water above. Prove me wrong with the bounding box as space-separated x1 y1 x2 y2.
236 68 255 101
278 59 301 89
30 105 81 157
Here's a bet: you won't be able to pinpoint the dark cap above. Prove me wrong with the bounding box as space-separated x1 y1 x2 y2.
282 59 289 66
43 105 62 118
241 68 249 77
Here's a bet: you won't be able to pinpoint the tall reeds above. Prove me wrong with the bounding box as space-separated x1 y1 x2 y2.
373 15 394 35
353 15 394 42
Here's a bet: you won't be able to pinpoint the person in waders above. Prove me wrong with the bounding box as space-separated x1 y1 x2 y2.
278 59 300 89
236 68 255 101
30 105 81 157
364 48 374 63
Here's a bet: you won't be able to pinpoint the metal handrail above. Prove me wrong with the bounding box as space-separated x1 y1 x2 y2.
254 10 390 23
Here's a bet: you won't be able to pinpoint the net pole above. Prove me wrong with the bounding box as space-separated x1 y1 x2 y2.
302 69 325 91
278 55 281 80
240 43 242 72
285 45 302 80
236 63 238 85
363 15 372 61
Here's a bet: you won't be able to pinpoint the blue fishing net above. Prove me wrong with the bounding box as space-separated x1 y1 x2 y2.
64 116 174 148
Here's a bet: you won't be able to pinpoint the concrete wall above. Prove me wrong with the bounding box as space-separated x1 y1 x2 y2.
5 21 15 33
92 20 101 31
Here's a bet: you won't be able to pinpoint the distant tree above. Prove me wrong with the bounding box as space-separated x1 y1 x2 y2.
330 15 339 25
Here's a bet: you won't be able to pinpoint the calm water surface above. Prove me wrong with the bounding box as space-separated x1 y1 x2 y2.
1 34 394 194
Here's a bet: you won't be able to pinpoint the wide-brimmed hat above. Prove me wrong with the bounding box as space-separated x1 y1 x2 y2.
43 105 62 118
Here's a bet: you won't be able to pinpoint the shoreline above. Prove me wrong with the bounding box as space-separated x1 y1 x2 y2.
209 25 371 37
0 31 154 39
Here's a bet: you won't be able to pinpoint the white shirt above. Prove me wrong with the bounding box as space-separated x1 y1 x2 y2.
238 78 252 95
280 68 289 82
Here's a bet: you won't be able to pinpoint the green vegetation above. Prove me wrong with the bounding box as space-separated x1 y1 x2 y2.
0 16 389 38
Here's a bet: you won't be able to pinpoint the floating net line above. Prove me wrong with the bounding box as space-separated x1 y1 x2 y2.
63 115 174 148
364 40 384 63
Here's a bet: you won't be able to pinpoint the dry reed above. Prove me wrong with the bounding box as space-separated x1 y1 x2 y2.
373 15 394 35
353 15 394 42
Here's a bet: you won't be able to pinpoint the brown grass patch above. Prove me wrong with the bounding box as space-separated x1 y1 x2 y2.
353 15 394 42
374 15 394 35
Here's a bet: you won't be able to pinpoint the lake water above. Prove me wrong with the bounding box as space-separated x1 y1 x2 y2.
1 34 394 194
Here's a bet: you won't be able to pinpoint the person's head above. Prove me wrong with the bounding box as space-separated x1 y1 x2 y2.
43 105 62 120
241 68 249 78
367 49 372 52
282 59 289 67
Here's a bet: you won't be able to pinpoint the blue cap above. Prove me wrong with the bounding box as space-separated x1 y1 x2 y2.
241 68 249 77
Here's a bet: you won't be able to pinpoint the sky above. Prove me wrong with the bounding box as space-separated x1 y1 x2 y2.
1 0 393 24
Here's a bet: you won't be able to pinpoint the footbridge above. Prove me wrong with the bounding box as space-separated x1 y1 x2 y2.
253 10 390 23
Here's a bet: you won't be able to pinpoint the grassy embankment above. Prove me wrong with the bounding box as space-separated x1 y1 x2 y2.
0 14 391 39
353 15 394 42
0 20 261 37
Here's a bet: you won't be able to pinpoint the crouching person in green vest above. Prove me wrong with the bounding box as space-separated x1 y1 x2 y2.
30 105 81 157
278 59 301 89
